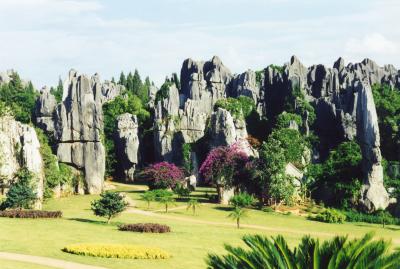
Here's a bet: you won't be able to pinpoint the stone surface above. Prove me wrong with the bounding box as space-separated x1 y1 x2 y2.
0 116 44 208
116 113 139 181
35 86 57 133
55 70 105 194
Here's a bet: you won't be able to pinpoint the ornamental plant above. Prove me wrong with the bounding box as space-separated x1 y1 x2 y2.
140 162 185 190
199 142 249 188
91 191 128 224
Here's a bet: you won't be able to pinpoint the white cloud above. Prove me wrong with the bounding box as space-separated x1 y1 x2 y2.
346 33 398 55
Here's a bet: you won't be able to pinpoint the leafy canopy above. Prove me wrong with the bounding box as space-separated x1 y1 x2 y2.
91 191 128 223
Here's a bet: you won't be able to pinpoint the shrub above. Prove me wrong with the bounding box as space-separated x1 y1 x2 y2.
91 191 128 223
2 168 37 210
0 210 62 218
139 162 185 190
229 193 255 208
141 191 156 209
154 190 175 213
118 223 171 233
173 184 191 198
62 243 170 259
214 96 255 119
343 210 400 226
313 208 346 224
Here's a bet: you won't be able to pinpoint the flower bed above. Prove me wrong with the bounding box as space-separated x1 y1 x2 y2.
0 210 62 218
118 223 171 233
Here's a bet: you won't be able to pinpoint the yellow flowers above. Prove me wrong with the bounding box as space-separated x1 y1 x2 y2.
62 243 171 259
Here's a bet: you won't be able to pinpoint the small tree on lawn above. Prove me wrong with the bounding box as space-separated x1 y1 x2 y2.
187 198 200 215
141 191 156 209
228 207 247 229
155 190 175 213
140 162 185 190
2 168 37 210
199 143 249 203
91 191 128 224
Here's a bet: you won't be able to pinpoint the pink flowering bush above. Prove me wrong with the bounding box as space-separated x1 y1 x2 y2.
199 142 249 188
140 162 185 190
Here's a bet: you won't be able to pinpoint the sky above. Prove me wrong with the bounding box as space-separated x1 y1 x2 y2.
0 0 399 88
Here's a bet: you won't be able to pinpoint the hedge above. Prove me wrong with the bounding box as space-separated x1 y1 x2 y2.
62 243 170 259
0 210 62 218
118 223 171 233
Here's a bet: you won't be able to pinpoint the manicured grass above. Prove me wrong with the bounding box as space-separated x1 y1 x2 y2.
0 182 399 269
0 259 56 269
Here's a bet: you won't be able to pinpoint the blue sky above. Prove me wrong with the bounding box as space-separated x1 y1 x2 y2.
0 0 399 88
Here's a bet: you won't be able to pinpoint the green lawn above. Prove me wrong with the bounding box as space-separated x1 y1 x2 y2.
0 183 399 269
0 259 56 269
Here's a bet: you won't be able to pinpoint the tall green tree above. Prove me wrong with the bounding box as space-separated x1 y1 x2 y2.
91 191 128 224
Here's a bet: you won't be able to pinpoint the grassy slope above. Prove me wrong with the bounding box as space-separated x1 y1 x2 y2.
0 183 399 269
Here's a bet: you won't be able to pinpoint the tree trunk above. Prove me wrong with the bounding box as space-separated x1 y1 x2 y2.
237 218 240 229
165 204 168 213
107 217 111 224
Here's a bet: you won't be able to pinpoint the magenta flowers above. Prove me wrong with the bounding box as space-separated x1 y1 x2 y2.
141 162 185 190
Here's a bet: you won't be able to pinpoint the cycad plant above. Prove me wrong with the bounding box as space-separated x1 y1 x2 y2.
207 232 400 269
228 207 248 229
187 198 200 215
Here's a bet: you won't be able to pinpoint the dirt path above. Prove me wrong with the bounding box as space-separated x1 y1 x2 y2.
0 252 109 269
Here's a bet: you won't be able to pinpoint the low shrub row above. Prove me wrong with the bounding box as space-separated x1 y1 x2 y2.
311 208 346 224
343 210 400 225
119 223 171 233
0 210 62 218
62 243 170 259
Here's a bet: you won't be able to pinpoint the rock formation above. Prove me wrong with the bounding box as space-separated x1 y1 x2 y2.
0 116 44 208
54 70 105 194
35 86 57 133
116 113 139 181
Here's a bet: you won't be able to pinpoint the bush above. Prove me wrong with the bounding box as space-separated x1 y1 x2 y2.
0 210 62 218
229 193 255 208
214 96 255 119
343 210 400 226
313 208 346 223
62 243 170 259
2 168 37 210
118 223 171 233
173 184 191 198
139 162 185 190
91 191 128 223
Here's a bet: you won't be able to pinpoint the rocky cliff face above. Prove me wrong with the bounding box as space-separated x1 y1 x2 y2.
116 113 139 181
35 86 57 133
0 116 44 208
54 70 105 194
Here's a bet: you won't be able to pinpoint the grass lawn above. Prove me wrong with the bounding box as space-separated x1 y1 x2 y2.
0 182 399 269
0 259 56 269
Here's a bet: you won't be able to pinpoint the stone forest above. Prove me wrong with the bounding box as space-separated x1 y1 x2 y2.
0 55 400 269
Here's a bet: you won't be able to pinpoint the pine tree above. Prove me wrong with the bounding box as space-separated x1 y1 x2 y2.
2 168 37 210
119 72 126 86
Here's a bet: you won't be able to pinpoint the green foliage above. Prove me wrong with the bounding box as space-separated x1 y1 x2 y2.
372 84 400 161
284 86 316 126
268 64 285 73
154 190 175 213
50 78 63 103
0 72 38 123
343 210 400 226
186 198 200 215
269 128 308 167
118 69 151 104
214 96 255 119
276 112 302 129
2 168 37 210
102 93 150 177
229 193 255 208
182 143 192 175
308 141 362 209
313 208 346 223
173 184 191 198
206 232 400 268
141 191 156 209
35 128 73 198
155 81 172 104
228 206 248 229
91 191 128 223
